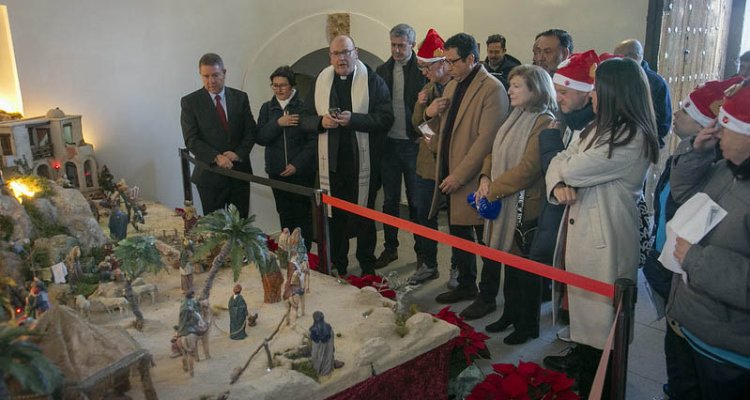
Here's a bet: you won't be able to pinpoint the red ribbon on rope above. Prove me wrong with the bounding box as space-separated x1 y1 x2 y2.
322 194 614 299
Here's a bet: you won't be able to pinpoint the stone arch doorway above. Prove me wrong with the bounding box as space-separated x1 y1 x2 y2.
65 161 79 187
83 158 97 188
36 164 51 179
241 12 390 108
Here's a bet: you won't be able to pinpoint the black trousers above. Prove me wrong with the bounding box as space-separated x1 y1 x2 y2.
328 169 377 276
481 257 541 332
197 180 250 219
271 174 314 250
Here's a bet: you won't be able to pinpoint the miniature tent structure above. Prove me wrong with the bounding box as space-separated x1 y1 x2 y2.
32 306 157 400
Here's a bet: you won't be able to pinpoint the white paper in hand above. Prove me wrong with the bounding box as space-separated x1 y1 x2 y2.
658 192 727 283
418 122 436 144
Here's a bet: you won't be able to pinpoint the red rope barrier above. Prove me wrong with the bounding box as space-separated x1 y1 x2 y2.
322 194 615 299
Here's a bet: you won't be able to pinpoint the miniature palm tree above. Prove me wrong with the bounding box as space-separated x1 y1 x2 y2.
191 204 271 302
113 236 164 331
0 324 63 398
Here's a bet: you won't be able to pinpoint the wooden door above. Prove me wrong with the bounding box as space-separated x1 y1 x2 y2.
657 0 733 113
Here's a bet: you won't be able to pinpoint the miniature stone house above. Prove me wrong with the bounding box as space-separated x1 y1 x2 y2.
0 108 99 192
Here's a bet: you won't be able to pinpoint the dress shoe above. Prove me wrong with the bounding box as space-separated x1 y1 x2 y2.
435 287 478 304
374 249 398 269
503 327 539 345
486 315 514 333
459 299 497 320
543 346 583 373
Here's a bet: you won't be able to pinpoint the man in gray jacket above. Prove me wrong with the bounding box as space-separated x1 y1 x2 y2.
666 79 750 399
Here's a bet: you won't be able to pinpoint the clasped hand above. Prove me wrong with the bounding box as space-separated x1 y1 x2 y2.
552 183 577 204
322 110 352 129
215 152 237 169
474 176 491 200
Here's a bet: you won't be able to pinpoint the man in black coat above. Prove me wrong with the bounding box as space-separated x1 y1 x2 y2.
482 34 521 90
302 35 394 276
614 39 673 147
374 23 426 269
181 53 257 218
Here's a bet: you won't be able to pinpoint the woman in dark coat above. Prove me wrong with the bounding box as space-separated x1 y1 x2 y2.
256 66 317 248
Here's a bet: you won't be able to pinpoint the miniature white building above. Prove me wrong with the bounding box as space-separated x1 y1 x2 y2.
0 108 99 192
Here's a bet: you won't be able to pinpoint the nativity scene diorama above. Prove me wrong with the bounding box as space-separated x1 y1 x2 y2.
0 109 459 400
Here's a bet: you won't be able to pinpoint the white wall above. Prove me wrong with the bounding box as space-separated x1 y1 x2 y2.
465 0 650 63
3 0 462 231
3 0 648 232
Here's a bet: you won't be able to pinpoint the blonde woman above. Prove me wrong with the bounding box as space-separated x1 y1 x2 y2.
462 65 557 345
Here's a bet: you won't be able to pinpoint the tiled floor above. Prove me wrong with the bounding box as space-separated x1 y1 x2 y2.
341 225 667 399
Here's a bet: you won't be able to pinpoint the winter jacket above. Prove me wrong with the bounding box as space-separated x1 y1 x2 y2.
256 92 316 179
666 140 750 356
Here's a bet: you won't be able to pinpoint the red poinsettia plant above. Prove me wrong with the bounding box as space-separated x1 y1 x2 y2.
432 306 490 365
345 274 396 299
468 361 579 400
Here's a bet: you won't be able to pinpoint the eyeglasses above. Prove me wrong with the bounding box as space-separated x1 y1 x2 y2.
417 60 442 71
329 48 356 57
270 83 290 89
444 56 465 66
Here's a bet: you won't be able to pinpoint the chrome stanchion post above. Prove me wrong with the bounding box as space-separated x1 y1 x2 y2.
179 148 193 203
313 189 331 275
610 278 636 400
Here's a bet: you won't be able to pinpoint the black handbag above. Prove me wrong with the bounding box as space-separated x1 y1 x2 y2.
514 189 538 256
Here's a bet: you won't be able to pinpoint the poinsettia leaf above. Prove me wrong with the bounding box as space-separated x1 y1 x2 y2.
500 372 529 398
493 363 517 375
517 360 540 378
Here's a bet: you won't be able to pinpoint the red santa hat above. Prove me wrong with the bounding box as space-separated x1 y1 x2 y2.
682 76 743 127
417 28 445 62
718 78 750 136
553 50 599 92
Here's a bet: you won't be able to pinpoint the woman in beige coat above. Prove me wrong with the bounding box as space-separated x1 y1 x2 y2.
543 58 659 396
470 65 556 345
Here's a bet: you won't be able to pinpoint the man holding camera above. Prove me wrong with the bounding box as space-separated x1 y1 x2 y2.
303 35 394 276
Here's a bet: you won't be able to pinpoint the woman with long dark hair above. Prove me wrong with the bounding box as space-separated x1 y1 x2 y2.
542 57 658 396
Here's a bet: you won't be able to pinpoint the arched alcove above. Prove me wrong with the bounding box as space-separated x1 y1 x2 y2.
242 12 390 107
36 164 51 179
65 161 79 188
83 158 97 188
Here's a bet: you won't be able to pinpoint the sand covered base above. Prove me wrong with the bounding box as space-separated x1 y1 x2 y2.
83 202 457 399
116 267 457 400
89 204 458 400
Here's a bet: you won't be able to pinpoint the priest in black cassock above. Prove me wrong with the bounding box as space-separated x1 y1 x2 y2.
302 34 394 277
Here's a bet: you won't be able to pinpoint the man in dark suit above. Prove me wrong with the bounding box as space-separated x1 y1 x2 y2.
181 53 257 218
